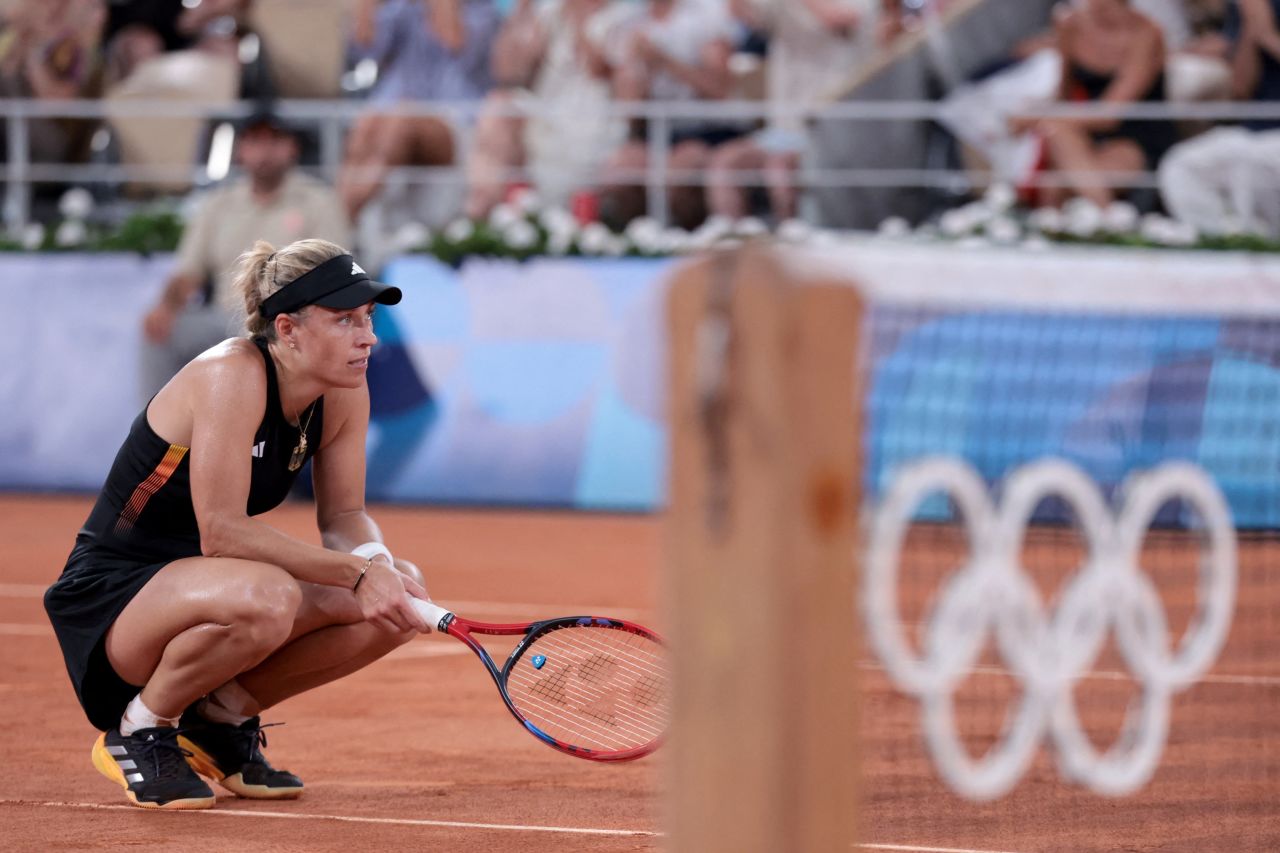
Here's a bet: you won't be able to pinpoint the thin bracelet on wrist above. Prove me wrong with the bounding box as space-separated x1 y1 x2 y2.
352 556 373 592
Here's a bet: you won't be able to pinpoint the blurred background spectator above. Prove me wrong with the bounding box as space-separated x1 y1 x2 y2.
597 0 744 230
1159 0 1280 236
338 0 500 222
103 0 249 88
463 0 630 219
1009 0 1177 208
705 0 882 222
140 108 350 398
0 0 106 168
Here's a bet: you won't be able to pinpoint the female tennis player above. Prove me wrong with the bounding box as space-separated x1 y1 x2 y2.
44 238 432 810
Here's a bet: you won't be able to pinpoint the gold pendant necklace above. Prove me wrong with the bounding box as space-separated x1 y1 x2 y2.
288 400 317 472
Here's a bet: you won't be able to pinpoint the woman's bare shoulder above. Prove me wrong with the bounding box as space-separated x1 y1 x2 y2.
148 339 268 443
186 338 268 386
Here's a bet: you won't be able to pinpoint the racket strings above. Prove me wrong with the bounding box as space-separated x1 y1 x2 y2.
506 625 669 752
524 633 668 729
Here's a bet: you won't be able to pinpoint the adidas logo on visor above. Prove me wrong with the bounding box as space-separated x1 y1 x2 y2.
351 261 366 276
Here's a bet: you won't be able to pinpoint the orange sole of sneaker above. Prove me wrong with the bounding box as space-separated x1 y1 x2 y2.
179 737 303 800
90 734 215 811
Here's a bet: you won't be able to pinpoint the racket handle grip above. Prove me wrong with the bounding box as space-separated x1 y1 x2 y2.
409 597 453 632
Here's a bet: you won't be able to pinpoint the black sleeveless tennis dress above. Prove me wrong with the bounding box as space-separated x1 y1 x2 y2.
44 337 325 731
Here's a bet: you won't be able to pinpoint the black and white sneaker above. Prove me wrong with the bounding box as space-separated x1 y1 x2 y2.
178 711 304 800
91 727 216 810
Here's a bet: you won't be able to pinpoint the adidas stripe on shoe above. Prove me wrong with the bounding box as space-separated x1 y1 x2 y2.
91 726 215 810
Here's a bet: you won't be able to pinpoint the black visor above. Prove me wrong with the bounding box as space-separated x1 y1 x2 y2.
259 254 402 319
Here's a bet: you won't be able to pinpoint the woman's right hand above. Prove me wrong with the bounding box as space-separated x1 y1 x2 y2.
354 558 431 633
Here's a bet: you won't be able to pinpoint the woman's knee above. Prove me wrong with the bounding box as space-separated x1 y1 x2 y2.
220 564 303 647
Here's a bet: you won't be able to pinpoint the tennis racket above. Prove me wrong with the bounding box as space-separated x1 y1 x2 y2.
409 599 669 761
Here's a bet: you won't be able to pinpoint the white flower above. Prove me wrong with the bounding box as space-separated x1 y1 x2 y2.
660 228 690 254
538 207 577 234
509 187 541 214
1027 207 1064 233
547 230 574 256
695 215 733 243
939 208 975 238
877 216 911 239
960 201 993 227
1163 219 1199 247
625 216 663 252
776 219 812 243
1101 201 1139 234
985 216 1021 244
579 222 611 255
602 234 628 257
956 235 991 250
1063 197 1103 237
55 219 87 247
1138 213 1197 246
391 221 431 252
1021 234 1052 251
488 203 522 231
443 218 474 243
20 222 45 250
503 219 539 250
58 187 94 221
983 183 1016 214
733 217 768 237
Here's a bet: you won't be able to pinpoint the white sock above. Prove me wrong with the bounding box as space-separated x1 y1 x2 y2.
119 694 179 736
197 679 257 726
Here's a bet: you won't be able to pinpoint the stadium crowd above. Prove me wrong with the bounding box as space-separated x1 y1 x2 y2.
0 0 1277 242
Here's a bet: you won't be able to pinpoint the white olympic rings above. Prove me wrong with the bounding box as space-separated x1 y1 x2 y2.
864 457 1237 801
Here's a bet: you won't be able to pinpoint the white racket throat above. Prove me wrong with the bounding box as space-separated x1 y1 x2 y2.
409 598 453 631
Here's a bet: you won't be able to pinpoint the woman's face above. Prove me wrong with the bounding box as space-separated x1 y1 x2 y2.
294 303 378 389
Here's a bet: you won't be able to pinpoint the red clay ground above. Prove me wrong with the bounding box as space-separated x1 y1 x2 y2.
1 496 1276 852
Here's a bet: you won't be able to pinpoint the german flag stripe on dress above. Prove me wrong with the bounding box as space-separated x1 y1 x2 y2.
114 444 188 534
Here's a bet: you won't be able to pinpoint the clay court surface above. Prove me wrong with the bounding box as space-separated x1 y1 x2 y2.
1 495 1277 851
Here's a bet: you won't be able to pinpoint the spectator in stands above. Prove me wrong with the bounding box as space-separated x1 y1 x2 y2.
141 109 351 399
706 0 881 221
463 0 631 219
0 0 106 164
1159 0 1280 236
103 0 249 86
596 0 744 230
1011 0 1178 208
339 0 501 221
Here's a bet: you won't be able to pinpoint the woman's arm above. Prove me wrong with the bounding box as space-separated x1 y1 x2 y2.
426 0 465 54
1084 21 1166 132
350 0 404 64
310 384 431 621
1240 0 1280 63
489 0 548 87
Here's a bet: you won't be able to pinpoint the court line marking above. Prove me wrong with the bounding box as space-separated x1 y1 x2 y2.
0 583 45 597
0 623 52 636
860 840 1029 845
0 799 657 837
0 800 1028 852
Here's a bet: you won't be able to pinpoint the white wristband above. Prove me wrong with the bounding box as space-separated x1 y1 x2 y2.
351 541 394 566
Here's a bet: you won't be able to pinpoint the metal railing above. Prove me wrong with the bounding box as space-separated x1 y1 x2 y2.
5 96 1280 230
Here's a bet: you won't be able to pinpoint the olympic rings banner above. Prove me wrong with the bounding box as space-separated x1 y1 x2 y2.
865 456 1238 800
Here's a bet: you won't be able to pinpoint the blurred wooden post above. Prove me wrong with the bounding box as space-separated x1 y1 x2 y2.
665 244 862 852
